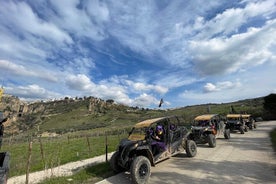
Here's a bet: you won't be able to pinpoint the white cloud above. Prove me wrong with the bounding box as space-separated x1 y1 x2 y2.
203 81 241 93
85 0 110 22
64 74 168 107
132 93 159 107
194 0 276 39
0 60 58 82
154 73 200 89
0 1 73 44
65 74 94 91
128 81 168 94
179 63 276 106
5 84 61 101
104 75 169 95
204 83 217 93
189 19 276 75
49 0 108 41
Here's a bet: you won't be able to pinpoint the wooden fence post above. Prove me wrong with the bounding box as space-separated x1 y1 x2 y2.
39 137 46 169
86 136 91 156
26 141 32 184
105 133 108 162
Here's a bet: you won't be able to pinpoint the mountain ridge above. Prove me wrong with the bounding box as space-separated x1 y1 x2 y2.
0 93 270 136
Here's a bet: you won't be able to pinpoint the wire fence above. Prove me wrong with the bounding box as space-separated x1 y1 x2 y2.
2 129 129 182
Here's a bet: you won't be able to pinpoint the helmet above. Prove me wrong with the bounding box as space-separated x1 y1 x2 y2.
156 125 163 135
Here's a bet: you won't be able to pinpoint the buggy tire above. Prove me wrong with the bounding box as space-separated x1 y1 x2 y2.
131 156 151 184
110 151 124 174
240 127 245 134
249 124 253 130
186 140 197 157
244 126 248 132
224 129 230 139
208 134 216 148
254 123 257 129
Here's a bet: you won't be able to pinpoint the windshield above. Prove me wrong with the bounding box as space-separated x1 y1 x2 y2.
227 117 239 121
193 120 210 127
128 127 147 141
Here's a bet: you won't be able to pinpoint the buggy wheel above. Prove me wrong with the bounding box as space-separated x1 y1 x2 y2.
224 129 230 139
185 140 197 157
208 134 216 148
110 151 124 174
244 126 248 132
240 127 245 134
131 156 151 184
249 124 253 130
254 123 257 129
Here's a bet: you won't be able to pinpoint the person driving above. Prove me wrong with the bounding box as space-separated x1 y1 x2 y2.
152 125 165 141
151 125 166 154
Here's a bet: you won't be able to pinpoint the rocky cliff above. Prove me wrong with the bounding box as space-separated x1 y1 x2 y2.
0 94 119 135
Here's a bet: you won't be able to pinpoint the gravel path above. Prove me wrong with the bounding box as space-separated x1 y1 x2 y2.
7 152 114 184
97 121 276 184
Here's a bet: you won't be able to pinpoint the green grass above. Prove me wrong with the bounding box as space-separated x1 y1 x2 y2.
270 128 276 153
38 162 113 184
2 133 127 177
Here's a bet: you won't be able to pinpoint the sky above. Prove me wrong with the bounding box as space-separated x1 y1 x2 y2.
0 0 276 109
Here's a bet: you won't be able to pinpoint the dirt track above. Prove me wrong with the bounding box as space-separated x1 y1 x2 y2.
97 121 276 184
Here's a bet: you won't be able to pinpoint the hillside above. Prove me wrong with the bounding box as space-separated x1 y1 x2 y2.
0 94 270 137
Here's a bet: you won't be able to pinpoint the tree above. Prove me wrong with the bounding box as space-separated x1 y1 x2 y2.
263 94 276 120
106 99 114 104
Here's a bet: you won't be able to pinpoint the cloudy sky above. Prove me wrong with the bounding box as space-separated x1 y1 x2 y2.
0 0 275 108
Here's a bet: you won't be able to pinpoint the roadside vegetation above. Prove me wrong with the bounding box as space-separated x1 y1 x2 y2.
38 162 113 184
3 133 127 177
270 128 276 153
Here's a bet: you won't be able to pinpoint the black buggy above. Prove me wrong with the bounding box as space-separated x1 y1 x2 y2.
0 112 9 184
241 114 257 130
226 114 247 134
110 116 197 184
189 114 230 148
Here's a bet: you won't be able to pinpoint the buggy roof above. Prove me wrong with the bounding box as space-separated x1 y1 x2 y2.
241 114 251 118
134 117 166 128
227 114 251 118
194 114 217 121
226 114 241 118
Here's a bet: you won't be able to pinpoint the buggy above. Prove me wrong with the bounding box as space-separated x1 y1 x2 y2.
0 112 9 184
241 114 256 130
110 116 197 184
226 114 247 134
189 114 230 148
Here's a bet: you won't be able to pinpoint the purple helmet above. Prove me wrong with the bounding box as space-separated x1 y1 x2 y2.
156 125 163 135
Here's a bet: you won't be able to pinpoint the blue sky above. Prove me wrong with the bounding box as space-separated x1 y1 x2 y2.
0 0 276 108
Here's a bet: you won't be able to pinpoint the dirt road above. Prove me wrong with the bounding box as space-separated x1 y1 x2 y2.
97 121 276 184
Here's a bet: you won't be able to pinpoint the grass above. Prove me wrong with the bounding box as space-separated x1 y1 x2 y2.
38 162 113 184
269 128 276 153
2 133 127 177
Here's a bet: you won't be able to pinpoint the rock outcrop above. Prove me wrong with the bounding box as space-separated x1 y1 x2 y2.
0 94 118 135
